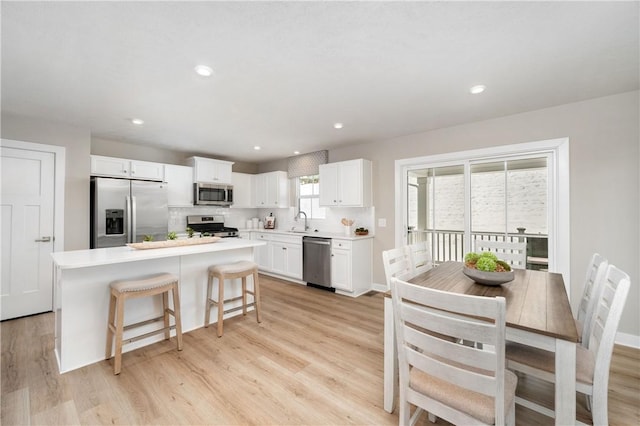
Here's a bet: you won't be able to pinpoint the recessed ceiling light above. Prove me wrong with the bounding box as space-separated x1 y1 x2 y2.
253 146 261 150
293 151 300 155
131 118 144 125
194 65 213 77
470 85 486 94
334 122 344 129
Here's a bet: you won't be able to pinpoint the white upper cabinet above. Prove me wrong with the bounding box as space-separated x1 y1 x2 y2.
164 164 194 207
319 159 372 207
91 155 165 181
253 171 289 208
231 172 253 208
188 156 234 185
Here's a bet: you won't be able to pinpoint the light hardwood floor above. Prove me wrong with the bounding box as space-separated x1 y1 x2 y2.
2 275 639 425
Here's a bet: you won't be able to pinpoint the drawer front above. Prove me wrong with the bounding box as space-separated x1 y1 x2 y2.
271 234 302 245
332 239 352 250
252 232 271 241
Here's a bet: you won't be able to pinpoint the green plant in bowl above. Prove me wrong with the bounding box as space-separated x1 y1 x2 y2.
476 256 497 271
465 252 480 264
479 251 498 261
167 231 178 240
186 227 195 238
143 235 154 242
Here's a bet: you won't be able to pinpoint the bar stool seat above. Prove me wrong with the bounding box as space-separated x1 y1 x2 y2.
105 273 183 375
205 260 261 337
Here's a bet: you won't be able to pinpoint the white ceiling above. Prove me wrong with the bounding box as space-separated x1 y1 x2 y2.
2 1 638 163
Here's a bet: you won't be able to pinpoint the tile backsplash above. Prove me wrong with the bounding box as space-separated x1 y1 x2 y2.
169 206 375 235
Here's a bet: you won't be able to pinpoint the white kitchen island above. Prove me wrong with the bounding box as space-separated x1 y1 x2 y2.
51 238 266 373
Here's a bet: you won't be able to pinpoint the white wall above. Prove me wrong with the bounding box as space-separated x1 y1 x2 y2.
329 90 639 340
1 113 91 250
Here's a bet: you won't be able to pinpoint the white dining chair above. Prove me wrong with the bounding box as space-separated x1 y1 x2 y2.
390 277 517 426
506 264 630 425
382 247 413 286
474 239 527 269
575 253 608 347
407 242 433 276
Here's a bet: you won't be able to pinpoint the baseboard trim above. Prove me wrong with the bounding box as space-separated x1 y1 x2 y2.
616 331 640 349
371 282 388 293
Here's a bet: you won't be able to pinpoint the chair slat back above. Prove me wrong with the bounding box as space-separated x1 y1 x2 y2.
407 242 433 276
391 277 507 422
588 265 630 386
474 239 527 269
382 247 412 286
577 253 608 347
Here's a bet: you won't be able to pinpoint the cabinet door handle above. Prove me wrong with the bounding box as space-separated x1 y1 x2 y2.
35 236 51 242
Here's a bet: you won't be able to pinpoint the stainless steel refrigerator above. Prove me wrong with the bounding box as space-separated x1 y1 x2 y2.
90 177 168 248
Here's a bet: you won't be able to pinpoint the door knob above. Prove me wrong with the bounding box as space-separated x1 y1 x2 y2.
35 236 51 242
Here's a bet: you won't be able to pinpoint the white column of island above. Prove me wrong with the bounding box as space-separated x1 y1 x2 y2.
51 238 266 373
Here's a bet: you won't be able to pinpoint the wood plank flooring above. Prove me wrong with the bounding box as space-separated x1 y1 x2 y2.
2 275 639 425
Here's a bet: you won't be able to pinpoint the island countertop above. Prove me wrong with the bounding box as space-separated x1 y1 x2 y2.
51 238 266 269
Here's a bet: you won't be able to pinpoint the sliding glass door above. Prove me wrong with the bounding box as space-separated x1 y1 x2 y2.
406 154 551 270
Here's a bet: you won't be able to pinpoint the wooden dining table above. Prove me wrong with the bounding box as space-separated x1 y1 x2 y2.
383 261 579 425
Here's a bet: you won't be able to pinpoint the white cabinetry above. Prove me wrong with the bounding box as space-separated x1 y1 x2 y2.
188 156 234 185
331 238 372 296
164 164 193 207
91 155 165 181
250 232 302 280
319 159 372 207
231 172 253 208
251 232 271 270
270 235 302 279
253 171 289 208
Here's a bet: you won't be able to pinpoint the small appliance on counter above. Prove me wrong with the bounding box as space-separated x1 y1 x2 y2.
264 213 276 229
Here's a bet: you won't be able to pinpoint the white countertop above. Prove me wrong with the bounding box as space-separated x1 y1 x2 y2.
237 228 374 240
51 238 266 269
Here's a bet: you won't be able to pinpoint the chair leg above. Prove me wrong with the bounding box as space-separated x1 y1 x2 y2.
398 398 411 425
204 274 213 328
217 275 225 337
172 284 183 351
113 294 126 375
105 290 116 360
242 276 247 316
162 290 170 340
253 270 262 324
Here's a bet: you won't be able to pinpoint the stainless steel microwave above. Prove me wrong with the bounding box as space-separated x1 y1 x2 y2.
194 183 233 206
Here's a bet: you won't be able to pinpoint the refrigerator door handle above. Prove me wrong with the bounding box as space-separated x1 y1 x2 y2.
131 195 137 243
125 195 131 243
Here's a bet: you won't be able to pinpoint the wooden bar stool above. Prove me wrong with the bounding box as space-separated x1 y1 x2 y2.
105 273 183 375
205 260 261 337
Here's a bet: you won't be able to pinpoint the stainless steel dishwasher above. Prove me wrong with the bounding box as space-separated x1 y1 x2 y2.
303 236 333 290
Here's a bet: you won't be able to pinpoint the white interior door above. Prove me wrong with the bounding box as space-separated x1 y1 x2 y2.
1 147 55 320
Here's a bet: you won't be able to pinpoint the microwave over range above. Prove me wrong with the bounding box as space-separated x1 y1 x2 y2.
194 182 233 206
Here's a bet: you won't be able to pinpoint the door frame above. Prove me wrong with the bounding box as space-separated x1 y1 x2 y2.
394 137 570 293
1 138 66 254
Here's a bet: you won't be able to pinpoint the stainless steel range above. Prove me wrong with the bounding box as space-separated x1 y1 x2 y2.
186 215 238 238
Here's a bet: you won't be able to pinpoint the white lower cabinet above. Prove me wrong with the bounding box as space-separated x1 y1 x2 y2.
331 238 372 296
270 236 302 280
251 232 271 270
251 232 302 280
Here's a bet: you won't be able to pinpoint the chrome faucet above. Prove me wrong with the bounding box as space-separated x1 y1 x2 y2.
295 210 308 231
